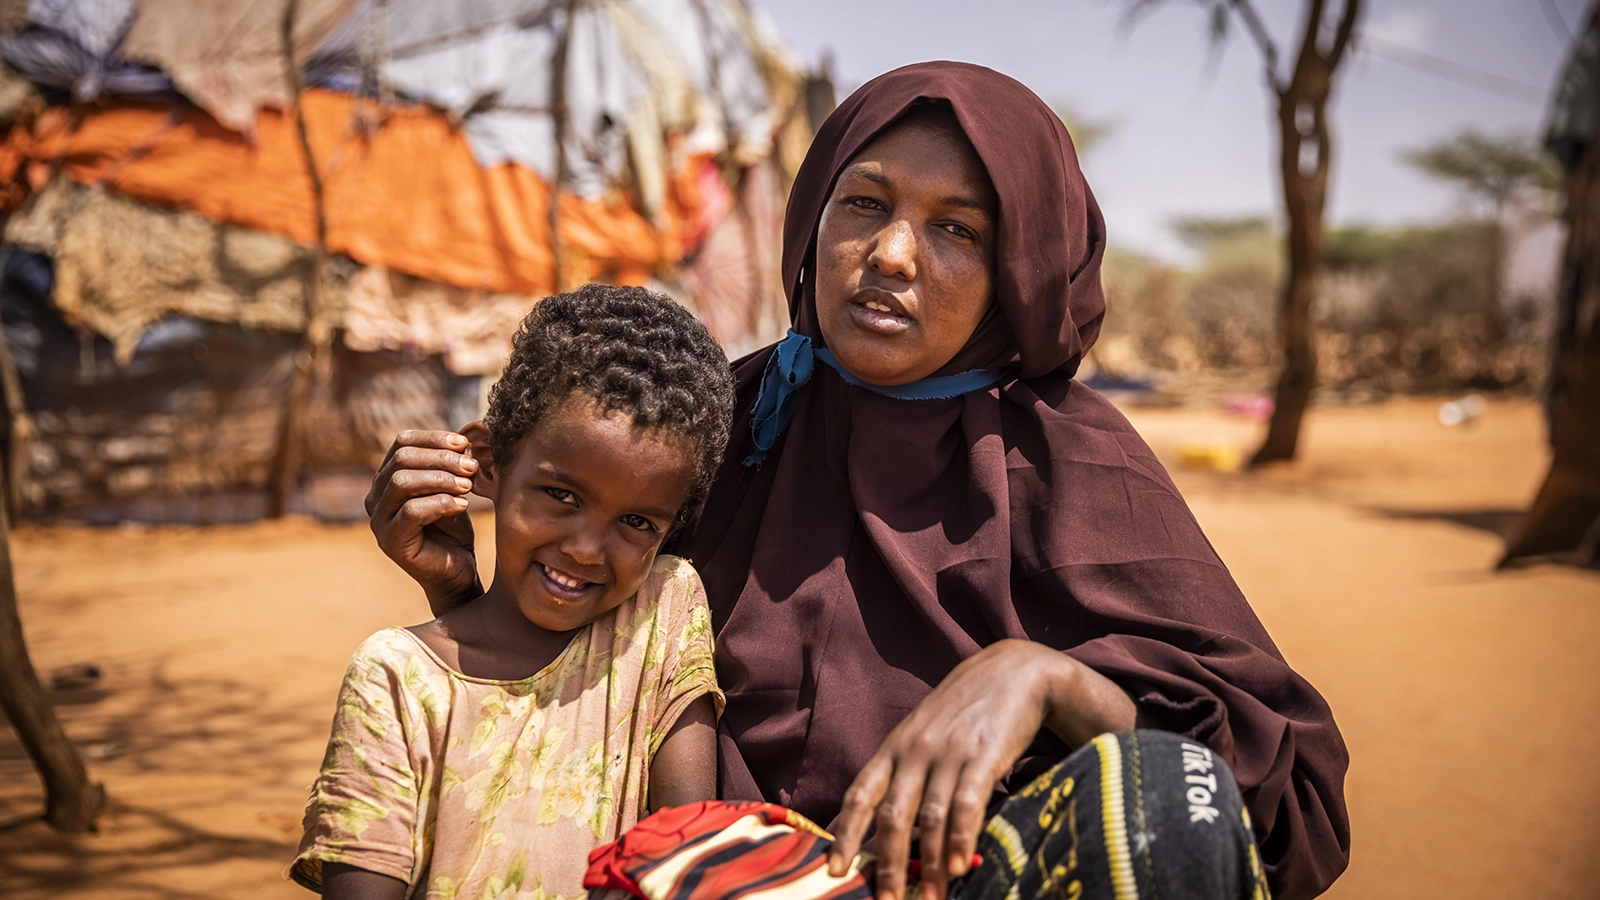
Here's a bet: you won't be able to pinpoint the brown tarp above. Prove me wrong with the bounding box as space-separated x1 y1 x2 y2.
6 177 533 375
6 178 333 364
342 266 535 375
121 0 360 136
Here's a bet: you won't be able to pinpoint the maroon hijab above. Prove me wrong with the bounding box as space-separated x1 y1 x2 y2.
670 62 1349 900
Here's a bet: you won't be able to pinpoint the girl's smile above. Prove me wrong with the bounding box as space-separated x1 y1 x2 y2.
537 562 595 599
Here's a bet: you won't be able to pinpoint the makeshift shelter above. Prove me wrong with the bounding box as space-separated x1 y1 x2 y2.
1502 2 1600 567
0 0 812 523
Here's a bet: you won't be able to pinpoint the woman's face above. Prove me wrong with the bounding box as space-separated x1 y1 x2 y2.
813 113 998 386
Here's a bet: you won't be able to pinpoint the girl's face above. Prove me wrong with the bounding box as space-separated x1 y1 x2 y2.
813 113 998 386
470 394 697 633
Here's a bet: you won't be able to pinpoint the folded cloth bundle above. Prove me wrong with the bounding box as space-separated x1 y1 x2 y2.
585 801 872 900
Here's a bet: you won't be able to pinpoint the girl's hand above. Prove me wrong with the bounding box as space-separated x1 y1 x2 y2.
364 430 485 615
825 639 1135 900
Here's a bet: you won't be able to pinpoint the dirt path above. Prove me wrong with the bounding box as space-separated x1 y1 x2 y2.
0 398 1595 899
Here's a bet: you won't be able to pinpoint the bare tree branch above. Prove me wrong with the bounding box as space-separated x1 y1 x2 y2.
1542 0 1574 42
1226 0 1284 92
1325 0 1361 68
1288 0 1328 87
1116 0 1169 36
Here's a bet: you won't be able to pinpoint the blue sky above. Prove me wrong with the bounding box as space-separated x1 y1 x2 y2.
749 0 1578 260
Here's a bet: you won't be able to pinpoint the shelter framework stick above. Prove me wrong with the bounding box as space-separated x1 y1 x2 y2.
0 297 32 521
547 0 578 293
269 0 336 519
0 485 104 832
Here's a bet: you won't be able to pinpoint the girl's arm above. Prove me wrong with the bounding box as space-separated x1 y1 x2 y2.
646 694 719 810
322 862 407 900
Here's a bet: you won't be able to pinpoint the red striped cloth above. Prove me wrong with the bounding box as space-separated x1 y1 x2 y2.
584 802 873 900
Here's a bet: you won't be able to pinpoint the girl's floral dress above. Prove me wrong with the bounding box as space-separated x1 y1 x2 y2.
292 555 722 900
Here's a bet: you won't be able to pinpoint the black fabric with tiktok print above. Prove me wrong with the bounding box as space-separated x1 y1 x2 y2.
954 730 1270 900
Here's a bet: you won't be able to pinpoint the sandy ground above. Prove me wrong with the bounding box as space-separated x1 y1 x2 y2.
0 397 1596 899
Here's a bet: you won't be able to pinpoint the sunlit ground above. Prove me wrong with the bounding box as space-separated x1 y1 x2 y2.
0 397 1595 899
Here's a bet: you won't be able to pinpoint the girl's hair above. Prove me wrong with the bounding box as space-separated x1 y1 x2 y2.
483 284 735 531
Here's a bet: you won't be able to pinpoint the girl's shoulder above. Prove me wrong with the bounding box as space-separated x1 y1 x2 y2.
345 626 445 677
640 554 705 610
611 555 707 639
647 552 700 586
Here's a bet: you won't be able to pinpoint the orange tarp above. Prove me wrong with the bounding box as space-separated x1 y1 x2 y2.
0 91 709 296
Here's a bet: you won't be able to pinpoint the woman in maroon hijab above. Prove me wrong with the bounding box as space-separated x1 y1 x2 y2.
365 63 1349 900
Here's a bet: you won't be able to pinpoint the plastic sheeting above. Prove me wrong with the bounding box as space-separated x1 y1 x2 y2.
2 0 794 209
0 0 172 103
308 0 790 204
20 0 130 58
0 91 711 297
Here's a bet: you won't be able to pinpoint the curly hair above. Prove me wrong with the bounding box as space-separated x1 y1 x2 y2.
483 284 735 530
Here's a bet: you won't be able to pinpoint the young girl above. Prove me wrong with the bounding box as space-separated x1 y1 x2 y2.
292 285 736 900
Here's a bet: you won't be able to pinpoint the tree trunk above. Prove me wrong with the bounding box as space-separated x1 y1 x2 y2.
0 488 104 831
1500 109 1600 566
1249 0 1360 467
1253 97 1325 464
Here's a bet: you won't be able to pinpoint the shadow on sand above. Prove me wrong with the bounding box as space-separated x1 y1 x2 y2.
0 655 324 898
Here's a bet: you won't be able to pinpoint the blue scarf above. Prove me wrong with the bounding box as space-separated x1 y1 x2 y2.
743 330 1011 467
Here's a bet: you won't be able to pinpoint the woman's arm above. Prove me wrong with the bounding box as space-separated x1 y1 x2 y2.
647 694 719 811
363 430 486 615
825 639 1134 900
322 862 407 900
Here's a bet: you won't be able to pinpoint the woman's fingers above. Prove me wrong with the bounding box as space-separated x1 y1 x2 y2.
870 761 929 900
828 756 892 876
914 759 965 900
943 764 993 878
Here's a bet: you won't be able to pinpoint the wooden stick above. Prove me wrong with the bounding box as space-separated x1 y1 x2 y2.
268 0 335 519
547 0 577 293
0 308 33 522
0 484 104 831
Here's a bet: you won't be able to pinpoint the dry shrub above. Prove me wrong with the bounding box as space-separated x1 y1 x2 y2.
1094 219 1549 395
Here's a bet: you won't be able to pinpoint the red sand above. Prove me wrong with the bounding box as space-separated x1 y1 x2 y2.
1 397 1596 899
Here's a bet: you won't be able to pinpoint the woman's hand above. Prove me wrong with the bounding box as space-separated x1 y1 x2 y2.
364 430 485 615
826 639 1136 900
